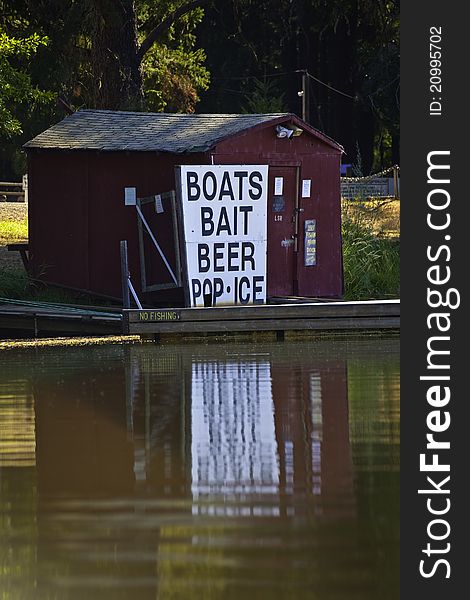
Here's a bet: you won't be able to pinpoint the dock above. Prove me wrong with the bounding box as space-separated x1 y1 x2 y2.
124 300 400 338
0 299 399 340
0 301 122 337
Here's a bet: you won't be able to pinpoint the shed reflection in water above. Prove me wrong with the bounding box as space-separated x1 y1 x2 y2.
0 339 399 599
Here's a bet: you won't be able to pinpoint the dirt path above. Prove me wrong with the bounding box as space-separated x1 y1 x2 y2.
0 201 27 225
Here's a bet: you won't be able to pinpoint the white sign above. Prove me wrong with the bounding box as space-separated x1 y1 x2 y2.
274 177 283 195
179 165 268 307
124 187 136 206
302 179 311 198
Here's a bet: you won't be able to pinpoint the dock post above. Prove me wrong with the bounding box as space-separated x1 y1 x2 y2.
120 240 131 309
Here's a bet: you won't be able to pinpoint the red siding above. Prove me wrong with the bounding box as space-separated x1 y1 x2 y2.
28 152 90 289
214 124 343 297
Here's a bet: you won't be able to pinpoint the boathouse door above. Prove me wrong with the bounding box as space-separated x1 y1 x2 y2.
267 166 298 297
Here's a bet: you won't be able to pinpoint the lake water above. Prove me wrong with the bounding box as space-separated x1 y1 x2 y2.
0 337 399 599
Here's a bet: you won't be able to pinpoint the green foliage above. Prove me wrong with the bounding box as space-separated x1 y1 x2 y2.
1 1 210 114
137 1 205 49
143 44 210 113
139 1 210 112
0 266 82 303
0 267 29 299
0 30 53 136
242 78 286 113
342 203 400 300
0 0 212 175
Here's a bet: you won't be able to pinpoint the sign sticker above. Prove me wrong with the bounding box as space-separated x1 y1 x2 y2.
302 179 311 198
274 177 284 195
304 219 317 266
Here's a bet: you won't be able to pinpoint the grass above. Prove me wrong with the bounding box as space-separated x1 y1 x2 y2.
0 266 87 304
0 268 29 299
342 198 400 239
341 199 400 300
0 219 28 245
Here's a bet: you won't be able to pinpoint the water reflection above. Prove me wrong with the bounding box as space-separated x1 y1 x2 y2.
191 358 279 508
0 378 36 467
0 338 399 599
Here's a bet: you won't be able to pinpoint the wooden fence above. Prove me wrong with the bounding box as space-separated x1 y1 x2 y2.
0 176 27 202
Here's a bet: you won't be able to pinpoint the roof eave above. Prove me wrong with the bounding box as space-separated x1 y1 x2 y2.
209 113 344 153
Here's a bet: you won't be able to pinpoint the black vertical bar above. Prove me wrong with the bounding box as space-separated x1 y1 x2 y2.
402 3 466 598
120 240 130 309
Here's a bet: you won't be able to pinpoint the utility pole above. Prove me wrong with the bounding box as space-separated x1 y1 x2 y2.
301 70 310 124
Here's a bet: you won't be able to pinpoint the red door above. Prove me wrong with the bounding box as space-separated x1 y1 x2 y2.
267 167 298 297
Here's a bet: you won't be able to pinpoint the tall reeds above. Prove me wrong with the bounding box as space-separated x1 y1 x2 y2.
342 200 400 300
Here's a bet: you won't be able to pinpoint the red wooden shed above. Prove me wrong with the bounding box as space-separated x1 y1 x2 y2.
24 110 344 305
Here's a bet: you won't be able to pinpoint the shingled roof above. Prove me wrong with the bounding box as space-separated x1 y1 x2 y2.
24 109 343 153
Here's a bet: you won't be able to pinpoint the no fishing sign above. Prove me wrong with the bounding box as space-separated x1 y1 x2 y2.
177 165 268 307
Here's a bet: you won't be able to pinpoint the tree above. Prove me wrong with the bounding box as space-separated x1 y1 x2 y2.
0 30 52 136
1 0 211 112
138 1 210 112
0 1 212 176
84 0 211 109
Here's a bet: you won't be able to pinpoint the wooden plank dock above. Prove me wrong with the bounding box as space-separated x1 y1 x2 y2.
1 299 399 339
0 302 122 337
124 300 400 337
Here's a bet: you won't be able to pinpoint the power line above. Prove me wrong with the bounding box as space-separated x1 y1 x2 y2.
213 69 356 100
305 71 356 100
212 69 398 103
